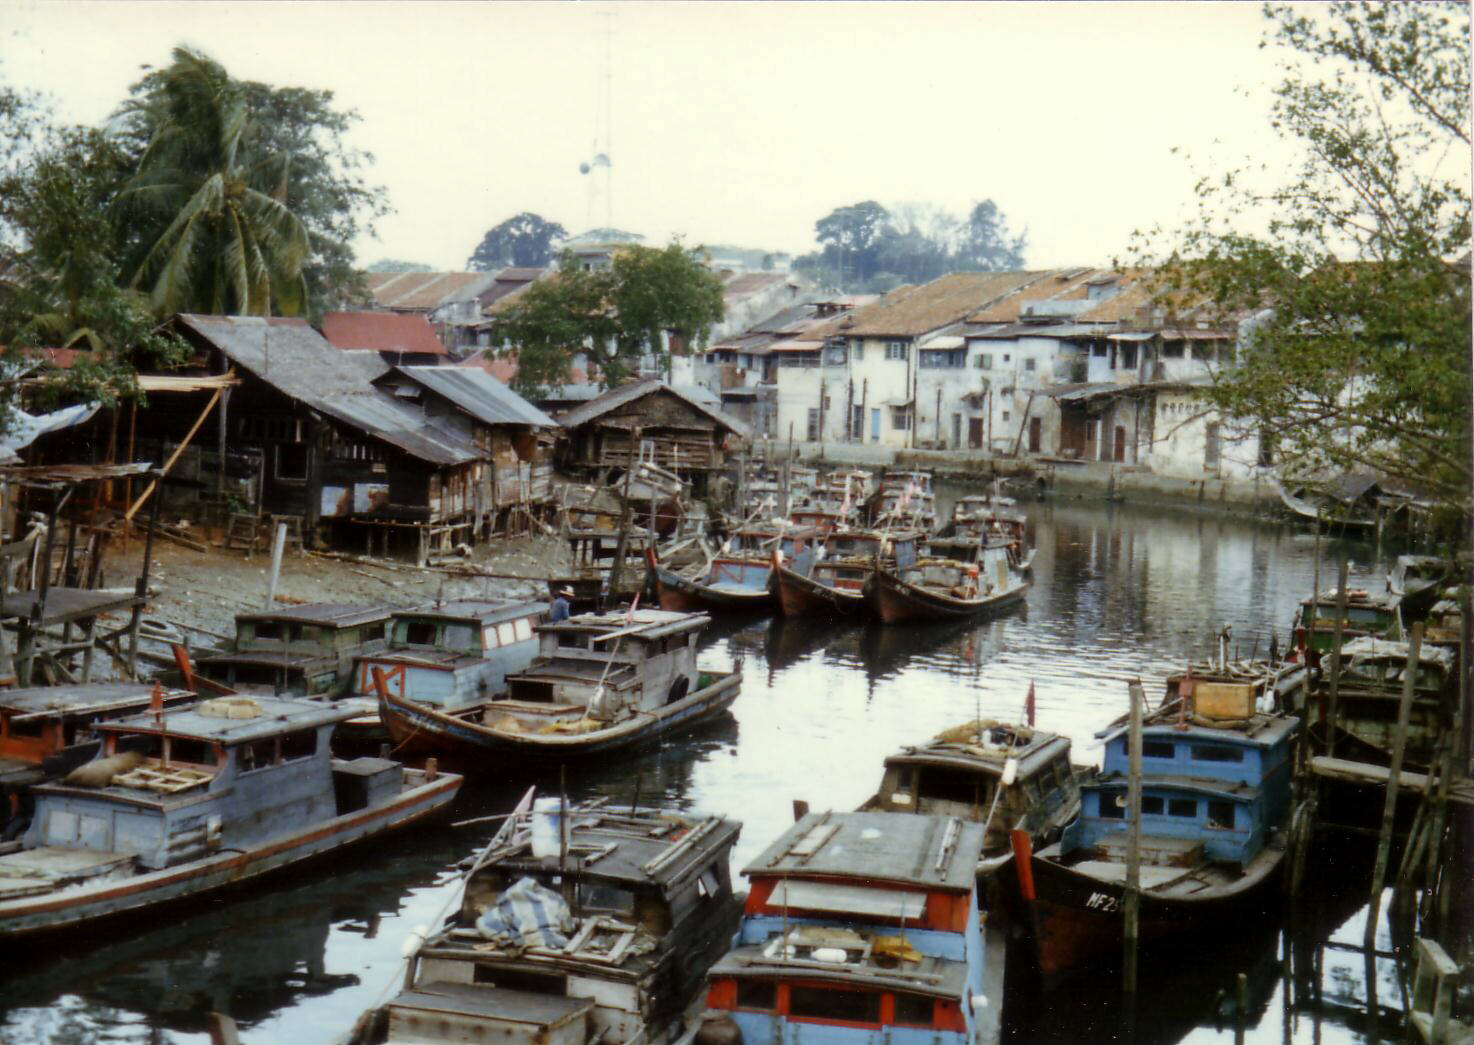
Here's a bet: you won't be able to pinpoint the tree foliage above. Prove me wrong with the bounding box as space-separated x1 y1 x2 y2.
467 212 567 270
365 257 432 273
1145 2 1471 517
797 198 1027 291
493 242 725 397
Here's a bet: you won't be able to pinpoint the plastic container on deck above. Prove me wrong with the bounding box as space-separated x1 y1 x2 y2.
530 796 562 858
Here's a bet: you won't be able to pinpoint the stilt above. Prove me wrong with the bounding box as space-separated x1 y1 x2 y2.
1324 554 1350 758
1123 679 1144 997
1364 622 1424 953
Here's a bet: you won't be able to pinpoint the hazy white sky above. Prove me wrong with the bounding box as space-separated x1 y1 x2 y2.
2 1 1297 271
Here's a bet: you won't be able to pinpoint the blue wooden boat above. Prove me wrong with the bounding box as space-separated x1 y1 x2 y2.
865 540 1028 624
648 527 813 614
194 603 391 698
0 694 460 937
699 810 1003 1045
1015 678 1300 982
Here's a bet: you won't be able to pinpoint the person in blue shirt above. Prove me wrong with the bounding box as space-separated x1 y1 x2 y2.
550 587 574 622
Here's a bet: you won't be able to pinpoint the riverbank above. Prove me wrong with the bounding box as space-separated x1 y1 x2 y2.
786 441 1282 517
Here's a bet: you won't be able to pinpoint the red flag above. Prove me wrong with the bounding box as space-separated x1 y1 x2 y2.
1024 680 1036 727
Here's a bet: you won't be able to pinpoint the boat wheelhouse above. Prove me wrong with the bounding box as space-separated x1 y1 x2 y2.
0 694 460 936
648 527 815 614
0 683 196 837
195 603 390 698
1019 684 1299 981
775 529 920 618
700 811 1000 1045
861 720 1080 871
931 497 1032 573
357 800 742 1044
1291 588 1403 656
865 542 1027 624
378 609 742 767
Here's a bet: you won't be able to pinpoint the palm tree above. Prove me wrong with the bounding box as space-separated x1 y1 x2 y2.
116 47 309 317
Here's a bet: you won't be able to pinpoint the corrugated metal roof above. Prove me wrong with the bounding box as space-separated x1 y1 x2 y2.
176 315 479 466
365 271 498 311
558 379 751 439
842 271 1050 338
395 366 558 428
321 311 447 354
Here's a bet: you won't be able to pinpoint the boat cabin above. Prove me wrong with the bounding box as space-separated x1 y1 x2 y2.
354 599 546 708
1071 712 1298 870
196 603 390 697
1311 637 1457 770
863 721 1079 858
702 811 991 1045
21 696 382 872
1295 588 1403 654
377 802 742 1044
492 610 709 729
879 470 933 495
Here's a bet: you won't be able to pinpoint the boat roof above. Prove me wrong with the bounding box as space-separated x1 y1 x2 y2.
393 598 546 626
1090 773 1259 802
1301 588 1402 611
746 811 982 892
481 803 740 888
1 684 194 721
885 720 1070 779
360 649 486 670
236 603 391 628
1097 713 1300 750
537 608 708 641
95 695 354 742
195 650 335 672
1341 636 1457 666
710 944 968 1000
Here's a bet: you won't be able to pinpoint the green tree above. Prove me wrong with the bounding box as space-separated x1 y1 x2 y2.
467 212 568 270
1147 2 1471 520
114 47 384 319
493 243 724 397
812 201 891 287
958 199 1027 271
365 258 432 273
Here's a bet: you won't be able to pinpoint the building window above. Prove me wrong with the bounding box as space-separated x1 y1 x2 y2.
825 346 847 366
1192 745 1243 763
891 407 911 431
975 353 992 369
1001 411 1010 423
852 339 865 360
1003 353 1011 363
1099 793 1124 818
1141 796 1164 816
806 409 819 441
1143 740 1174 759
1024 357 1036 372
885 342 907 361
276 443 307 481
1168 798 1198 818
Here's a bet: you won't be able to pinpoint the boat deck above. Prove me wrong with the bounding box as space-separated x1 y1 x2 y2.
0 846 135 899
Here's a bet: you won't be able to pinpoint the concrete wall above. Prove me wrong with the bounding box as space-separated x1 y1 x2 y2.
1147 390 1265 481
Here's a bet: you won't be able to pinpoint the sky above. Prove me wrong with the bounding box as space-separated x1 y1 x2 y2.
1 1 1300 272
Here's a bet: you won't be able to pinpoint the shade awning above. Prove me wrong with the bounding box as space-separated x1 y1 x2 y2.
1106 331 1155 342
770 879 926 919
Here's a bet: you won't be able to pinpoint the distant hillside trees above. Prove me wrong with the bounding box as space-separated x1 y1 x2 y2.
796 198 1027 291
467 212 568 270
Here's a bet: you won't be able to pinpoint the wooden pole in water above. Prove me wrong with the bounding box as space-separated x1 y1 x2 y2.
1123 679 1145 997
1364 621 1423 953
1324 553 1350 759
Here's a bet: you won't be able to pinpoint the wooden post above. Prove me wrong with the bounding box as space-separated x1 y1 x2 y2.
607 426 640 603
1324 553 1350 759
1123 679 1145 996
1364 622 1423 953
126 482 162 679
124 387 224 524
216 386 230 506
264 523 287 609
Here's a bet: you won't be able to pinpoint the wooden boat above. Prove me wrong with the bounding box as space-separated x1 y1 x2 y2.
647 526 812 614
1014 680 1300 982
860 719 1082 876
774 529 920 619
343 599 547 743
195 603 390 698
352 796 742 1044
865 473 938 532
0 683 196 839
698 810 1003 1045
1278 482 1376 531
865 542 1027 624
1289 586 1404 658
932 494 1034 573
379 609 742 768
0 693 460 937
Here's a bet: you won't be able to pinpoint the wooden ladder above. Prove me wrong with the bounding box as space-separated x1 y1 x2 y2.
225 513 261 556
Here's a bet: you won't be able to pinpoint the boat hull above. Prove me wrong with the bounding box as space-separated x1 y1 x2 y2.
0 767 460 937
381 671 743 769
866 569 1028 624
1020 840 1285 983
774 564 869 619
649 564 775 614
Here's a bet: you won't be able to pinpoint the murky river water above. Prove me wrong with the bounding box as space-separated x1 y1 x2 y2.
0 495 1421 1043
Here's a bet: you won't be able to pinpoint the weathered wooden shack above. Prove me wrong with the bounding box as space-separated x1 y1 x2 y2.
173 315 487 560
556 379 749 480
373 366 558 531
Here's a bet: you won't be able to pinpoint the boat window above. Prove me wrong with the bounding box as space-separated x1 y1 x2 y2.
402 621 437 646
254 621 283 641
1099 792 1124 818
280 729 317 762
736 980 776 1011
165 736 216 766
789 986 881 1024
558 632 585 649
1168 798 1197 818
916 767 990 807
697 866 722 899
497 622 518 647
238 737 277 771
1143 741 1175 759
1053 759 1073 788
1193 745 1244 763
1207 801 1235 829
893 993 935 1026
472 965 567 994
443 623 476 651
6 717 42 740
578 879 635 915
1140 796 1164 816
293 625 324 644
482 626 500 650
364 623 387 643
514 618 534 641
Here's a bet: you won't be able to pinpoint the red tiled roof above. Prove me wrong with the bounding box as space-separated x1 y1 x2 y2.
321 311 447 355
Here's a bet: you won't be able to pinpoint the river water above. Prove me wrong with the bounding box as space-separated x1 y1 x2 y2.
0 495 1419 1043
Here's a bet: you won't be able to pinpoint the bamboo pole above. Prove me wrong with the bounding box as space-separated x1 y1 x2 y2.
124 387 224 523
607 426 640 603
264 523 287 610
1324 553 1350 759
1364 621 1423 953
